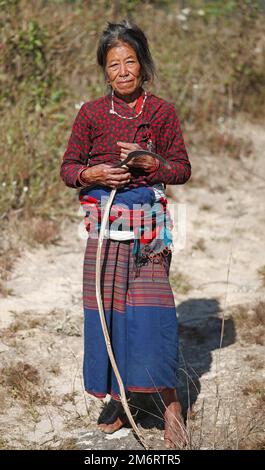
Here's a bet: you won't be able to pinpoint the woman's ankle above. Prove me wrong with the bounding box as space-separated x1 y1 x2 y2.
160 387 178 408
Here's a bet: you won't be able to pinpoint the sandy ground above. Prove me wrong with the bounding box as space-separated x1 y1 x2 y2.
0 117 264 450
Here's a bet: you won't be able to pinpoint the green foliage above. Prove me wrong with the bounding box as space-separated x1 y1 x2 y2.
202 0 261 18
0 17 52 107
0 0 20 9
18 20 46 65
203 0 237 16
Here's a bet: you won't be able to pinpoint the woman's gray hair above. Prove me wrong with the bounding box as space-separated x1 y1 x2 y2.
97 20 155 83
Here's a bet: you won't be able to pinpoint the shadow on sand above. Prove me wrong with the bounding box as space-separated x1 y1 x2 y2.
130 298 235 429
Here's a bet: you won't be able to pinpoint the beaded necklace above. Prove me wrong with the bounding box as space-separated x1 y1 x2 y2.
109 89 147 120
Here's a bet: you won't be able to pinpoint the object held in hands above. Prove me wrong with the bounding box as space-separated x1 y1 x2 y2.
114 150 171 169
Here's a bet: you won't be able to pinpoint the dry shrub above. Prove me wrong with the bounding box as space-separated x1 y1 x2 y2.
1 361 40 387
0 313 45 347
169 270 192 294
242 380 265 402
3 317 43 335
0 389 7 414
0 437 9 450
232 301 265 345
254 301 265 326
0 361 50 406
238 415 265 450
244 354 264 370
240 438 265 451
22 217 60 246
206 129 253 159
55 438 77 450
238 380 265 449
61 392 78 404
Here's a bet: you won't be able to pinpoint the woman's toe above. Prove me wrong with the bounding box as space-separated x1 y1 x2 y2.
97 416 126 434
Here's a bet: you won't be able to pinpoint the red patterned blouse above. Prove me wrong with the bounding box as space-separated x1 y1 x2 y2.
60 90 191 189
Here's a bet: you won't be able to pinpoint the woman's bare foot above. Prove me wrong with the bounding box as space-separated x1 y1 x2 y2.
97 415 128 434
161 388 188 449
97 398 128 434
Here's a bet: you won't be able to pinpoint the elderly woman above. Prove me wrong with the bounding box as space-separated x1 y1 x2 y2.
60 21 191 449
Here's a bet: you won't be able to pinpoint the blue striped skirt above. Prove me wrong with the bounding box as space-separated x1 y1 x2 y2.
83 238 178 399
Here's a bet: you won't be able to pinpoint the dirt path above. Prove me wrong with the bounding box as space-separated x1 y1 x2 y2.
0 118 264 450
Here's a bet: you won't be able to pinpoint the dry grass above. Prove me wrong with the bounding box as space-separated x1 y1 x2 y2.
3 436 78 450
3 317 43 334
0 361 50 408
0 314 46 348
231 301 265 345
238 380 265 450
0 437 9 450
206 128 253 160
257 265 265 288
239 438 265 451
61 391 78 405
184 175 202 188
237 412 265 450
0 389 7 414
242 380 265 402
55 437 77 450
0 246 19 296
21 217 61 246
185 388 265 450
192 238 206 252
170 270 192 294
244 354 264 370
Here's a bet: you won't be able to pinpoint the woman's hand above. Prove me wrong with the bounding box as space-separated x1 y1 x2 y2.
81 163 131 189
117 141 159 173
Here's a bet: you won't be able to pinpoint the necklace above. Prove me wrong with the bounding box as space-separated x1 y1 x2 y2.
109 89 147 120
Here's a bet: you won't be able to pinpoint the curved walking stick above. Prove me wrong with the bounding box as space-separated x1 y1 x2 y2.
95 187 148 449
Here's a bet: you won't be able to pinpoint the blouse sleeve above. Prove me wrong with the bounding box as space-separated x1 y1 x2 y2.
145 104 191 185
60 104 92 188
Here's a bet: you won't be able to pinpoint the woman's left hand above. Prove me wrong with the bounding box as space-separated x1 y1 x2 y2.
117 141 159 173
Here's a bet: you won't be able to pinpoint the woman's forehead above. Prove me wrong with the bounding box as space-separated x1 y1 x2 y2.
106 41 137 61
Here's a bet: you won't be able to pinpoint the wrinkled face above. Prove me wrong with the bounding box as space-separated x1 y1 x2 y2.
105 41 142 96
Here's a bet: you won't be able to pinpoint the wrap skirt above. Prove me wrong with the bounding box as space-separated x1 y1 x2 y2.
83 238 178 399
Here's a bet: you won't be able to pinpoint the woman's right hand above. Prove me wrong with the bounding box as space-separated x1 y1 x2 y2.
80 164 131 190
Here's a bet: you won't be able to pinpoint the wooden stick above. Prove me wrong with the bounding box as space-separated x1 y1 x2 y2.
95 188 148 450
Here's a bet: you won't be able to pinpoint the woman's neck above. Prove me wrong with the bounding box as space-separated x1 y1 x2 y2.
114 88 142 108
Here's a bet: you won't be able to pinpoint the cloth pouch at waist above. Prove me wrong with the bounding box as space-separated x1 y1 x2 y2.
79 185 156 209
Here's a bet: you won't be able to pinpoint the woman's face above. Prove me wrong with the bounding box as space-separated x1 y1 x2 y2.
105 41 142 96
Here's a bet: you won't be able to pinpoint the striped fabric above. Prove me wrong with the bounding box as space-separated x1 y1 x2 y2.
83 238 178 399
